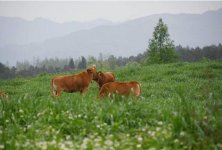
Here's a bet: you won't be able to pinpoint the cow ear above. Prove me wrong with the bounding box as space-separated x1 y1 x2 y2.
98 72 103 77
87 69 92 73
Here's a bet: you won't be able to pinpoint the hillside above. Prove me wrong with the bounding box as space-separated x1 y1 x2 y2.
1 9 222 65
0 61 222 149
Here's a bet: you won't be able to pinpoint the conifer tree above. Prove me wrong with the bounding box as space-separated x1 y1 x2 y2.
146 18 178 64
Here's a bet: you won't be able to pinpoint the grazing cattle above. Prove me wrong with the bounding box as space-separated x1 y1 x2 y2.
99 81 141 98
51 65 97 96
93 71 115 89
0 91 8 98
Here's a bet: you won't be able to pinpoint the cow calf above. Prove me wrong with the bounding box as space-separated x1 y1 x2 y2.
99 81 141 98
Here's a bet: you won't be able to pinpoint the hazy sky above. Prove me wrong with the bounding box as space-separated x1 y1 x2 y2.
0 1 222 23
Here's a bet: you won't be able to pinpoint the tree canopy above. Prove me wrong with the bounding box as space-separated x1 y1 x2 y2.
146 18 178 64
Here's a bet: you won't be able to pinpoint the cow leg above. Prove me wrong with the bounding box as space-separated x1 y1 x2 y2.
80 87 88 95
52 89 57 96
52 82 61 97
56 89 62 96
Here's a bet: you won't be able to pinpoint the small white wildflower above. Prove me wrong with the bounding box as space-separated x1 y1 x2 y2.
217 143 222 148
142 128 146 132
64 141 73 148
51 128 55 132
83 138 89 144
136 144 141 148
27 125 32 129
68 115 74 120
174 139 179 143
157 121 163 126
137 136 143 142
66 135 71 140
0 145 4 149
55 129 60 135
149 131 155 137
180 131 186 136
59 143 67 150
94 142 100 148
19 109 24 113
51 140 56 145
94 137 102 143
156 127 161 131
96 125 100 128
105 140 113 146
37 113 41 117
173 112 178 116
80 138 89 149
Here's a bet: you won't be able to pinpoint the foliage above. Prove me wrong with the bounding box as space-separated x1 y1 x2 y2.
176 44 222 61
0 60 222 149
78 56 87 69
146 18 178 64
68 58 75 70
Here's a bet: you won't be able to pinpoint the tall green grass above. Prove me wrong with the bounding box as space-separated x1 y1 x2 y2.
0 61 222 149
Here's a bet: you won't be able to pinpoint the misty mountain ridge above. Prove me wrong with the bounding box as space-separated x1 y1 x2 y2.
0 16 114 46
0 8 222 65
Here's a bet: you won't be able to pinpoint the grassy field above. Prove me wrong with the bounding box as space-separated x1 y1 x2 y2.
0 60 222 150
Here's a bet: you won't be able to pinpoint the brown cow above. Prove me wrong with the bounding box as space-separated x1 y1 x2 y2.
99 81 141 98
51 65 97 96
93 71 115 90
0 91 8 98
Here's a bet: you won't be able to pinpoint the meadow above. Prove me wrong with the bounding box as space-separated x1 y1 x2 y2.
0 60 222 150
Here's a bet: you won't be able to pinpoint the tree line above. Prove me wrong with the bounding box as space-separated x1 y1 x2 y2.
0 54 144 79
1 43 221 80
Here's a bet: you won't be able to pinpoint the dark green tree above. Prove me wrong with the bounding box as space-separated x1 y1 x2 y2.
68 58 75 70
78 56 87 69
108 55 116 70
146 18 178 64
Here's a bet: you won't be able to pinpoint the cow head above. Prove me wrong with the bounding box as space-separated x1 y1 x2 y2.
87 65 97 78
97 71 105 83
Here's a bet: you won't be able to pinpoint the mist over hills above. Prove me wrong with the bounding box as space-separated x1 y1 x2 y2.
0 17 113 46
1 8 222 66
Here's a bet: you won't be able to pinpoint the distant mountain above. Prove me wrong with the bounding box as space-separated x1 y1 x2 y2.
0 17 113 46
1 8 222 65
